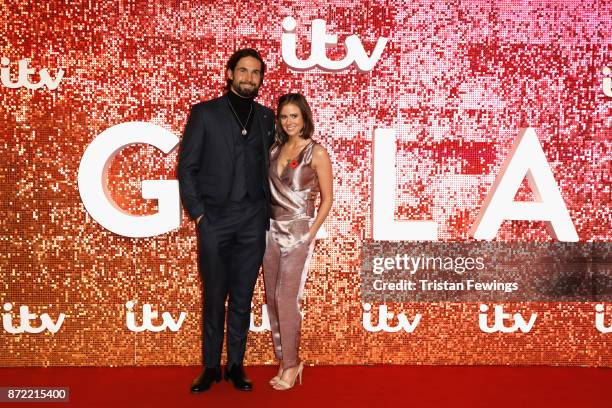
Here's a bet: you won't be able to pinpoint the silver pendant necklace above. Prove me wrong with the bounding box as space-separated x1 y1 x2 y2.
227 100 253 136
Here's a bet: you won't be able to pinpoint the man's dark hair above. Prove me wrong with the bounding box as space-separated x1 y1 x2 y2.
225 48 266 92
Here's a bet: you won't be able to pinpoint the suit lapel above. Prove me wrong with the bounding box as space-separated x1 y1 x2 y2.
253 103 271 161
217 94 235 161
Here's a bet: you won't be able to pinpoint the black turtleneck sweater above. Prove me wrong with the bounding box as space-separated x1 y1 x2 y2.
227 89 263 202
228 90 255 135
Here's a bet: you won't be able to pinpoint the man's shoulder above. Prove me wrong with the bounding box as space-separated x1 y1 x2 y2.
191 95 226 113
254 101 274 118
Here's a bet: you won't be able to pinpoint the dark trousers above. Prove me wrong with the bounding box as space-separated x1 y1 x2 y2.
197 198 266 368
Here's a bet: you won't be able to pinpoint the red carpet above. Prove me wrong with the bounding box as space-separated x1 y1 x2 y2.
0 365 609 407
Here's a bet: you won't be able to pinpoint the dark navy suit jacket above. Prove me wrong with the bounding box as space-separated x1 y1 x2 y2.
177 94 275 224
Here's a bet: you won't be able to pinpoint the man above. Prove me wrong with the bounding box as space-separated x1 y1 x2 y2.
178 48 275 392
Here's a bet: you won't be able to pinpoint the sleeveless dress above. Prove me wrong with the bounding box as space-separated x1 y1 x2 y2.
262 139 319 369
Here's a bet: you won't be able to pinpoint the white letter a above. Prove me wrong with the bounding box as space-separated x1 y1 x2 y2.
470 128 578 242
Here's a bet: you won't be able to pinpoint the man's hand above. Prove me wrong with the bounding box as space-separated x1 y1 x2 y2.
196 215 203 224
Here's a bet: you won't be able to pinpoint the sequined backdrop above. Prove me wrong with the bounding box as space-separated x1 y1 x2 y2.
0 0 610 367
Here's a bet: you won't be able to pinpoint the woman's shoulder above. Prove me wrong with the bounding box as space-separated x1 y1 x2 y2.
308 141 330 167
311 141 329 158
270 142 281 154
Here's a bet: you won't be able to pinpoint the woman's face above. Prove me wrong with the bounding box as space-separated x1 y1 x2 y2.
279 103 304 138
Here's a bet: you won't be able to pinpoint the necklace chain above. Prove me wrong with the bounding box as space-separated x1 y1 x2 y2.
227 100 253 136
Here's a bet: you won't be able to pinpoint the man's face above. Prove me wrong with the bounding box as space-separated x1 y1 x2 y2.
228 56 262 98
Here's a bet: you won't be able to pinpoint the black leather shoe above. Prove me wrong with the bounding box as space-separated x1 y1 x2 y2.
190 367 221 393
224 364 253 391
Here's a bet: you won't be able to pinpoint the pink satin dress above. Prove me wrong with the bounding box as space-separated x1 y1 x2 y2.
263 139 319 369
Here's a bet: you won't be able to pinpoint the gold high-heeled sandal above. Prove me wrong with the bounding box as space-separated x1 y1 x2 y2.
273 362 303 391
269 365 283 385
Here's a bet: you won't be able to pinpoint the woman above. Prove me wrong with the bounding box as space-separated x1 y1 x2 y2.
262 93 333 390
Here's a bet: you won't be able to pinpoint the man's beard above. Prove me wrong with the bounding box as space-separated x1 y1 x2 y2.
232 81 259 98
